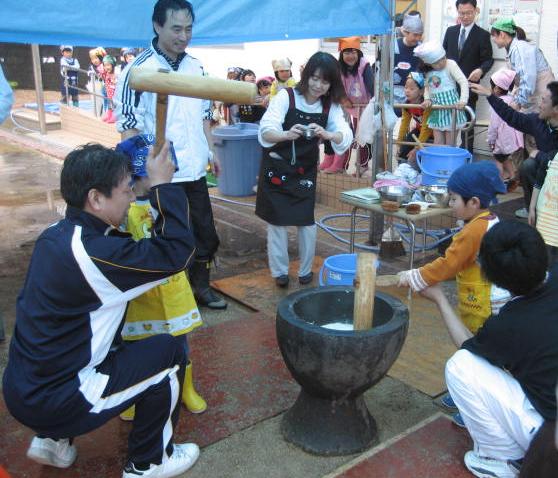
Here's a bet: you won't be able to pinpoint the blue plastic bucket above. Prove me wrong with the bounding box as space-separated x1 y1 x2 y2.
416 146 472 186
319 254 357 286
319 254 379 286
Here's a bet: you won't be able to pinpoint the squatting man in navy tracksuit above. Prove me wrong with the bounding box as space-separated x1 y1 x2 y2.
2 143 201 478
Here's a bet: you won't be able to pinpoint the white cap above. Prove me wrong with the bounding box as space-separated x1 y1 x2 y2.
402 14 423 34
414 41 445 65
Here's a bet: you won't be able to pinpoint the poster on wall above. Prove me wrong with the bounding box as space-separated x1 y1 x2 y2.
488 0 542 44
488 0 514 25
513 10 540 43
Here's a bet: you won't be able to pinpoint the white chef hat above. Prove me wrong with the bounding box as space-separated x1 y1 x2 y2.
272 58 292 72
413 41 446 65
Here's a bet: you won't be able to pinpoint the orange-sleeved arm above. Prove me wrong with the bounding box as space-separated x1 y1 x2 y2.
405 214 492 291
418 107 433 143
397 108 411 142
419 217 488 286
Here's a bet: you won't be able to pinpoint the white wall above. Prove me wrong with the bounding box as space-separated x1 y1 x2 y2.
187 38 378 82
539 0 558 76
188 39 321 81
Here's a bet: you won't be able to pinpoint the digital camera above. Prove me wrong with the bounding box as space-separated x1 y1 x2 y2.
301 125 315 140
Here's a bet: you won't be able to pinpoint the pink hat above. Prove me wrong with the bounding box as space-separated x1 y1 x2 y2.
491 69 516 91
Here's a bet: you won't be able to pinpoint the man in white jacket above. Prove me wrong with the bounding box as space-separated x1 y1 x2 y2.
115 0 227 309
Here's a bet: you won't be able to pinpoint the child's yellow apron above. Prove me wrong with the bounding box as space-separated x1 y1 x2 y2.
456 262 492 334
122 201 202 341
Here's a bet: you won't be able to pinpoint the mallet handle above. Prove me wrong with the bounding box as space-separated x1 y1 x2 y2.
154 94 168 157
353 253 377 331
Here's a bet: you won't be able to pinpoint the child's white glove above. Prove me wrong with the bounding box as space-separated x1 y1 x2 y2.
397 271 411 288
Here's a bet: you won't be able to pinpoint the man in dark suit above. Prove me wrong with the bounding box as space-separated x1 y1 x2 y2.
443 0 494 152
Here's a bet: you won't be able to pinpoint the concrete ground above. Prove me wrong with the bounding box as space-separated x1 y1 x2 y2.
0 114 525 477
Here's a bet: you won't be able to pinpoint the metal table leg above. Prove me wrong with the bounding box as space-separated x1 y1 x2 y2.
0 312 5 342
350 206 358 253
423 218 427 252
406 219 417 270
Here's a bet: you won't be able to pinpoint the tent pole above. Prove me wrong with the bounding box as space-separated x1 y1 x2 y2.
367 37 384 246
386 0 395 168
31 44 47 135
368 0 396 246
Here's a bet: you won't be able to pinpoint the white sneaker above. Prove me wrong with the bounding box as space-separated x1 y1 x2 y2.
515 208 529 219
122 443 199 478
464 450 519 478
26 436 77 468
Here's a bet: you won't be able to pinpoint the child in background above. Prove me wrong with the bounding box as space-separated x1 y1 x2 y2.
239 69 266 123
120 47 137 70
87 47 106 116
115 134 207 421
396 72 432 168
59 45 80 106
240 69 256 84
269 58 297 98
414 41 469 146
321 36 374 174
88 47 106 79
100 55 117 123
226 66 243 81
256 76 274 108
487 69 524 182
398 161 509 425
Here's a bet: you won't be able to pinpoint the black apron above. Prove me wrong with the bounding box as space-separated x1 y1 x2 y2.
255 88 331 226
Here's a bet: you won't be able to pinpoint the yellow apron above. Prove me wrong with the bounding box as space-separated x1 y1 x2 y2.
456 262 492 334
122 201 202 341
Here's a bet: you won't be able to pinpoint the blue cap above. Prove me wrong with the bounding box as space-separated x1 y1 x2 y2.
115 134 178 177
447 161 506 208
408 71 425 88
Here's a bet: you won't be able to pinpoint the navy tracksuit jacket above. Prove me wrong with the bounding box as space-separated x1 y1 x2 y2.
3 184 196 433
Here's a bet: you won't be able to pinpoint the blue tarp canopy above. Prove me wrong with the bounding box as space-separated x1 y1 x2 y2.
0 0 392 47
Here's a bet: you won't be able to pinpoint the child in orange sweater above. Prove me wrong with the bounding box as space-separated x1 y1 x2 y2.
398 161 509 332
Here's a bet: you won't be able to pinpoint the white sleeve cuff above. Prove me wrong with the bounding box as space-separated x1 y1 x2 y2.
408 269 429 292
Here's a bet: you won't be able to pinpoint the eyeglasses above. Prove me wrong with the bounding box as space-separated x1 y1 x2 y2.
457 10 475 17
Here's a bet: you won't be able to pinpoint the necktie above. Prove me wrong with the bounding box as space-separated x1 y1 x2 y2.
458 27 466 55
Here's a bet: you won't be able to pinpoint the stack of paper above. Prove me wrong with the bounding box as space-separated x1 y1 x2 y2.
340 187 381 204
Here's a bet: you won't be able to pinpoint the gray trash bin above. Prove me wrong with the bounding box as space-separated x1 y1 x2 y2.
211 123 262 196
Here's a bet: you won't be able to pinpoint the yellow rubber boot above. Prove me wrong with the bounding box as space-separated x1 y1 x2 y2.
182 361 207 413
120 405 135 421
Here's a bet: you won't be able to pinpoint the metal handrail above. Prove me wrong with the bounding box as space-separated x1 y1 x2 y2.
61 65 109 117
393 102 476 148
340 101 476 174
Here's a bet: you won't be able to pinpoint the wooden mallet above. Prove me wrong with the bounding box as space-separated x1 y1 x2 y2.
129 67 258 155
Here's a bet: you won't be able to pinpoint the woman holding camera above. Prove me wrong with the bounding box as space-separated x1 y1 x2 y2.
255 52 352 287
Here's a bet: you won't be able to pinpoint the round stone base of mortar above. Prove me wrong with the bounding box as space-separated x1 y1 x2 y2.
280 389 378 456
